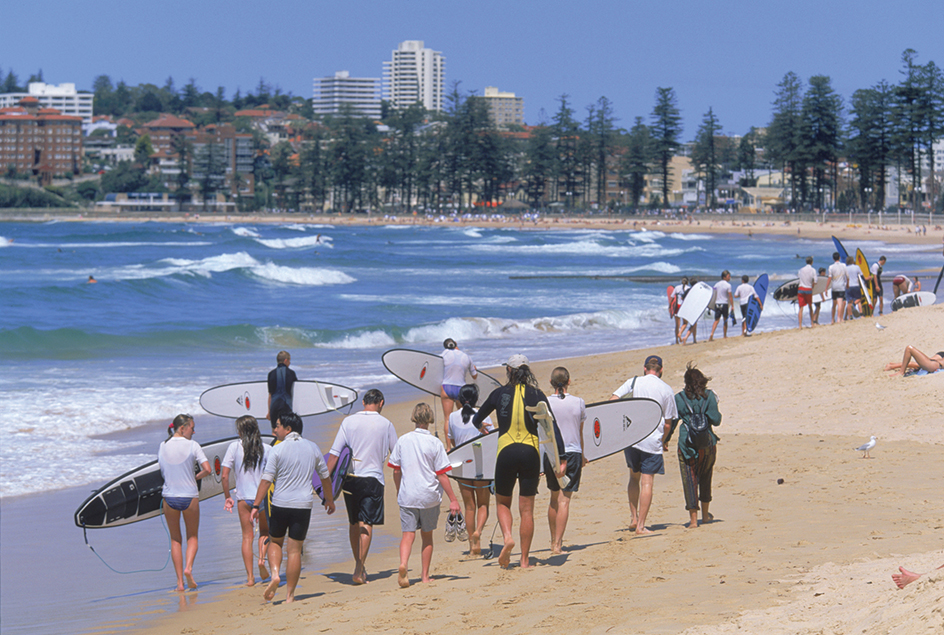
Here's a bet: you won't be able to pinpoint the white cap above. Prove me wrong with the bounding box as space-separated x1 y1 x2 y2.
504 354 529 369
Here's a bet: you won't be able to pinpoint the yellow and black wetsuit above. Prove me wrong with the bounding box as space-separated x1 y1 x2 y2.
473 383 548 497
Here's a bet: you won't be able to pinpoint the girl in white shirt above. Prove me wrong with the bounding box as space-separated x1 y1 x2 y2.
446 384 493 555
158 414 211 592
221 415 272 587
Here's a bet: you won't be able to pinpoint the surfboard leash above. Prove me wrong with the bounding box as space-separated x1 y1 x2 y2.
81 516 172 574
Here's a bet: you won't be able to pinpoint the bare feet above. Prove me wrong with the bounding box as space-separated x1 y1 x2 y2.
635 526 653 535
498 539 515 569
469 532 481 556
246 577 256 587
687 521 698 529
175 582 185 592
352 565 368 585
702 512 714 524
258 560 269 581
184 571 197 589
892 567 921 589
398 565 410 588
263 575 280 602
520 556 531 569
550 544 563 555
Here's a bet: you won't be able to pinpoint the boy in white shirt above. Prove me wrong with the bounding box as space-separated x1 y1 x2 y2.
388 403 461 588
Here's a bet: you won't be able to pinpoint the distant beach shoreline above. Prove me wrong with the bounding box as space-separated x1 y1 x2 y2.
2 208 942 248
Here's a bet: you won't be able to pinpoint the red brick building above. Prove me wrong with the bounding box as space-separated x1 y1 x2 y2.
0 96 83 184
138 113 195 155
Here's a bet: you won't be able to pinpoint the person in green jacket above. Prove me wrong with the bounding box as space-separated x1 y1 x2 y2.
663 363 722 529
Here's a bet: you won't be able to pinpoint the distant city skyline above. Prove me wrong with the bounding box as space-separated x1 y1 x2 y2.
2 0 941 140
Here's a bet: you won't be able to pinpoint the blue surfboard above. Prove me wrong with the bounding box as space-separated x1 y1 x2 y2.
832 236 849 262
745 274 768 333
314 445 351 504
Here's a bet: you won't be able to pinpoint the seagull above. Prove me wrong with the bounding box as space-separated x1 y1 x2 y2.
875 323 886 330
855 436 877 459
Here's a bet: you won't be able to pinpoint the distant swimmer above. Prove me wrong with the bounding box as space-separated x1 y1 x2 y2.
87 275 97 283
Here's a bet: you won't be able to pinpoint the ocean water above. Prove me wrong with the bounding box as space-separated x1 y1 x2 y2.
0 220 940 635
1 220 939 499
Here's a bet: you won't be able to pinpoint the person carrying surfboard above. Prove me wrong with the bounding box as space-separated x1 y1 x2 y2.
733 275 763 337
472 354 550 569
446 384 493 556
708 271 734 341
545 367 586 555
609 355 678 536
870 256 886 315
267 351 297 429
440 338 478 424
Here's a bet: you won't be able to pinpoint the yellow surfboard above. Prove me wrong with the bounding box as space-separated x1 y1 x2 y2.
855 248 874 316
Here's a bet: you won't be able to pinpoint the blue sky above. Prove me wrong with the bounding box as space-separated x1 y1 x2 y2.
3 0 941 140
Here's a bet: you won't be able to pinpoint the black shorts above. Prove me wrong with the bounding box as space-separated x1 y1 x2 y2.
268 504 312 541
342 476 385 526
544 451 583 493
494 443 540 498
713 304 729 320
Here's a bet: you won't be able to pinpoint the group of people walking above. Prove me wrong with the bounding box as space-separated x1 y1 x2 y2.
157 345 723 602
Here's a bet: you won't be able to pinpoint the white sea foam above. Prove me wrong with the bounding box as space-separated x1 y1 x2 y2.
231 226 261 238
470 239 691 259
668 232 714 241
250 262 355 286
256 235 333 249
324 330 398 349
281 224 311 232
0 235 10 247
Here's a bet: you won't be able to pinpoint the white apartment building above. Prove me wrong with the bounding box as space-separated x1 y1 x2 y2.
0 83 93 125
312 71 381 119
382 40 445 112
481 87 524 126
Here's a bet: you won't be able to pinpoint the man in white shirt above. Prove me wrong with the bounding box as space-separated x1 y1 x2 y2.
609 355 678 535
250 412 335 604
826 252 847 324
709 271 734 341
733 275 763 336
327 389 398 585
797 257 817 328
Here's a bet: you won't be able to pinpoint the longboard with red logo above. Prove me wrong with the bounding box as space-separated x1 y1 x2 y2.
199 380 358 419
445 398 663 480
381 348 501 400
75 435 274 528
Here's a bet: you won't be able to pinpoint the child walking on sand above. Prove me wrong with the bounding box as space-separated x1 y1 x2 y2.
388 403 461 587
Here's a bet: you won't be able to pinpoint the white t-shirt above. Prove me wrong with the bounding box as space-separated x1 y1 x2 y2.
222 441 271 501
733 283 756 306
828 261 847 291
712 279 732 305
547 393 586 454
388 428 452 509
441 349 476 386
159 437 209 499
845 263 861 288
448 408 492 447
798 264 817 290
262 432 329 510
329 410 398 484
611 373 678 455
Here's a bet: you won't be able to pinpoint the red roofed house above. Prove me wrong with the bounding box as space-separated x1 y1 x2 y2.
139 113 195 156
0 96 83 185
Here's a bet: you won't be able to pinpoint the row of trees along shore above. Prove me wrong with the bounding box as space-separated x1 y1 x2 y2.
2 49 941 213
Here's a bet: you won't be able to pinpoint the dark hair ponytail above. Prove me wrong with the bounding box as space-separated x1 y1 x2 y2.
458 384 479 423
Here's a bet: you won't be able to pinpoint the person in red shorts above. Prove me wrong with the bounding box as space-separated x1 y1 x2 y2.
797 256 817 329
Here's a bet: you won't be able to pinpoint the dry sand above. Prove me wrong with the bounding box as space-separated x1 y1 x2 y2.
133 299 944 635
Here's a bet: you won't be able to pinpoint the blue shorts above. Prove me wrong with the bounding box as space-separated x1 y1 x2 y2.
442 384 461 400
164 497 194 511
623 447 665 475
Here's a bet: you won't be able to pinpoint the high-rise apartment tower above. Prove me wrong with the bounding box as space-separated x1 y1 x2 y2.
382 40 445 112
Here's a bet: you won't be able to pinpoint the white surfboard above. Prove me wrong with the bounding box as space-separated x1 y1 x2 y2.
528 401 569 488
812 276 829 296
199 380 358 419
891 291 936 311
382 348 501 399
676 281 714 324
75 435 275 528
446 398 663 480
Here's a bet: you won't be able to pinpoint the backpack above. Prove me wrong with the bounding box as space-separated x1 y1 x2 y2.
684 395 712 450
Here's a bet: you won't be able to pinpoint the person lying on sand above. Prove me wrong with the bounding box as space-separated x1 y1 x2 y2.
892 563 944 588
884 346 944 376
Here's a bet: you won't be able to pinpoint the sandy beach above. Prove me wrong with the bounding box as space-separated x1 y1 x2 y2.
126 294 943 634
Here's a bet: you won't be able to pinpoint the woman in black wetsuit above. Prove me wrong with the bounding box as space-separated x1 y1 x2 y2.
473 354 551 569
